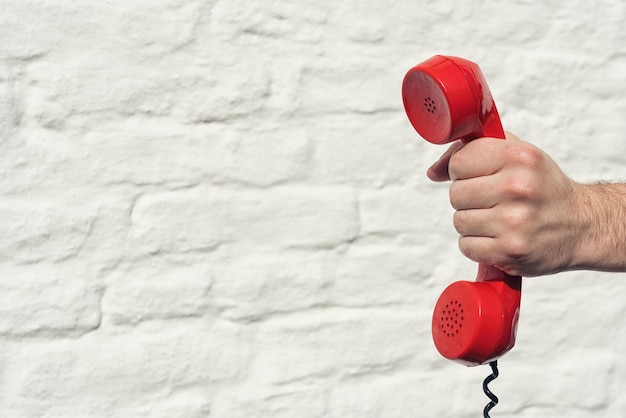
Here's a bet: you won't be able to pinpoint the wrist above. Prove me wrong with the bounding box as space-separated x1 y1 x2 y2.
569 182 626 272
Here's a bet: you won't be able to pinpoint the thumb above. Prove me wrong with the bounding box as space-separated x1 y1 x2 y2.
426 140 464 182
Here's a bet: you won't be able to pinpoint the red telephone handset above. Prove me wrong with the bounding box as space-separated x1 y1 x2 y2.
402 55 522 366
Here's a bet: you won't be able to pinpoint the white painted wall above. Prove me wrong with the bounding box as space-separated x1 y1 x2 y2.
1 1 625 416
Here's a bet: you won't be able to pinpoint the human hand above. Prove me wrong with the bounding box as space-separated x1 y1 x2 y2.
427 132 585 277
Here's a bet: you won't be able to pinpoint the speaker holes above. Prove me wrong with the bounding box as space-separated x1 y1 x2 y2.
424 97 437 114
439 300 464 338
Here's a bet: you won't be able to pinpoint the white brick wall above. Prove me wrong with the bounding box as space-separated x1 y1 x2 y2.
1 1 625 416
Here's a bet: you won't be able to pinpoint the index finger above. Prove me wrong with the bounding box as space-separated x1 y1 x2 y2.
448 137 506 181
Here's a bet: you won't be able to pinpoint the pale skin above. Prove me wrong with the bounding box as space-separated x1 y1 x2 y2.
427 132 626 277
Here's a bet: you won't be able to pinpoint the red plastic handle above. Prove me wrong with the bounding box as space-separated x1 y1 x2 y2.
402 55 522 366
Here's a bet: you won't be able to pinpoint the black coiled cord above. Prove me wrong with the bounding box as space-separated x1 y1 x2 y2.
482 361 499 417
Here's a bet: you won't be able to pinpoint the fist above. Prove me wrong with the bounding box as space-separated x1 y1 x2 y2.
427 132 582 277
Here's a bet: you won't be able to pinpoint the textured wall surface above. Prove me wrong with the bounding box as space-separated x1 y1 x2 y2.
1 1 625 417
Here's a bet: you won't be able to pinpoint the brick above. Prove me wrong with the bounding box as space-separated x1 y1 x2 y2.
64 121 312 188
0 1 198 58
102 260 213 325
0 262 101 337
5 320 251 415
21 44 271 129
309 113 421 187
169 60 272 124
210 0 330 43
359 186 453 247
0 127 83 196
0 197 93 263
129 186 358 254
212 246 437 321
330 246 436 307
111 390 212 418
211 253 331 321
295 54 400 116
250 309 421 383
74 199 134 269
494 348 613 414
328 371 481 418
212 385 326 418
79 123 232 188
0 65 20 136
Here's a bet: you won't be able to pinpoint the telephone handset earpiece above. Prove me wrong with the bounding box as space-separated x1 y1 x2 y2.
402 55 522 366
402 55 505 143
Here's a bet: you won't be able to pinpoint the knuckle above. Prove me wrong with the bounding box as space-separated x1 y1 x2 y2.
501 207 532 230
448 149 461 168
448 150 463 180
496 263 524 277
502 235 527 261
506 143 543 168
458 237 473 260
458 237 483 263
452 210 463 234
502 177 538 200
449 182 462 209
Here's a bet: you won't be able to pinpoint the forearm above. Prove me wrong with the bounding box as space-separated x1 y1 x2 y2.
571 182 626 272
